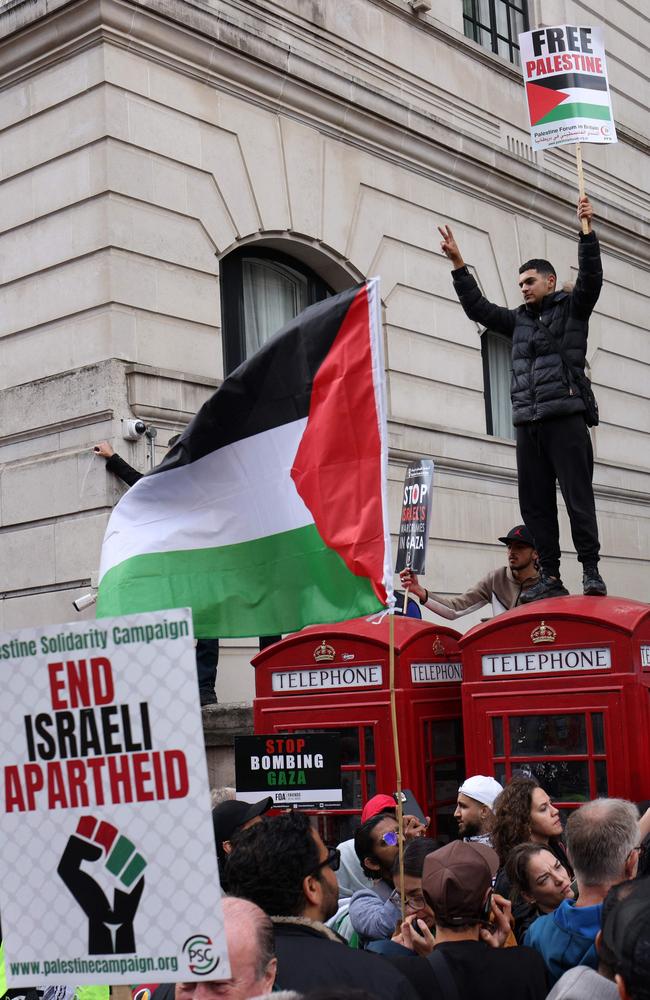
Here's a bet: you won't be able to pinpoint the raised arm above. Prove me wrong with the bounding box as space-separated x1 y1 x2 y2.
439 224 516 337
571 196 602 320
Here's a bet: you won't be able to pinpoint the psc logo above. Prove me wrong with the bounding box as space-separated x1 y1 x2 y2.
183 934 221 976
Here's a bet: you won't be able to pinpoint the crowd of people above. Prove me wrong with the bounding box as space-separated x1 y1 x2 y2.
158 777 650 1000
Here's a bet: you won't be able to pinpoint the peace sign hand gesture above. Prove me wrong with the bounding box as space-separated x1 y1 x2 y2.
438 224 464 268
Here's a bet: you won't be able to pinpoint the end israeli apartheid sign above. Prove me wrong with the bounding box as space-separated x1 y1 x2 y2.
0 610 229 986
235 733 341 807
395 460 434 575
519 25 617 151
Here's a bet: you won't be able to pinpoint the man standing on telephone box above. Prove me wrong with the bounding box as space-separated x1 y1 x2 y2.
439 196 606 603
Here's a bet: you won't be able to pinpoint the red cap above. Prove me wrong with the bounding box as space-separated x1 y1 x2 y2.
361 794 396 823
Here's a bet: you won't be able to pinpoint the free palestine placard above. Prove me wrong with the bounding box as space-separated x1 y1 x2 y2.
519 25 617 151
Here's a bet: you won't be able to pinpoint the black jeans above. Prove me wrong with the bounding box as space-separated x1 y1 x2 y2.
196 638 219 692
516 414 600 577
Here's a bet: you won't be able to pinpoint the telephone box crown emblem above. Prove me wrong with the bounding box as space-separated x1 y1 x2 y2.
531 621 556 644
432 637 445 656
313 640 335 662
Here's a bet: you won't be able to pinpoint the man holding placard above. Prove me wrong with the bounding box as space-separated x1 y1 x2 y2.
438 197 606 603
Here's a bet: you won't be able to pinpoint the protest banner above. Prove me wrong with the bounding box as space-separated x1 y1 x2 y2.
395 460 434 575
235 733 341 807
0 610 229 987
519 25 617 152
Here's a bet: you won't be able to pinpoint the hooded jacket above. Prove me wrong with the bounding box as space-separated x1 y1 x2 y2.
524 899 602 986
452 232 602 426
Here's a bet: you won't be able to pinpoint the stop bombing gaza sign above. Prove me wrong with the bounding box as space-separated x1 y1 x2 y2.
0 609 229 986
519 25 617 151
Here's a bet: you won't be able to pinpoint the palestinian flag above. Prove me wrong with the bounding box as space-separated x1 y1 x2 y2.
526 74 612 127
96 279 393 638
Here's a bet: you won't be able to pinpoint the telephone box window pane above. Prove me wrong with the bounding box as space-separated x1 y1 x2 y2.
434 758 466 801
510 714 586 756
435 803 457 844
342 771 363 810
591 714 605 754
494 762 506 786
313 814 357 848
521 761 590 802
492 717 504 756
366 770 377 800
339 728 361 765
595 760 608 797
364 726 376 765
430 718 463 756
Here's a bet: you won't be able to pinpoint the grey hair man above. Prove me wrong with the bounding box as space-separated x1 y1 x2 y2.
173 896 277 1000
524 799 640 987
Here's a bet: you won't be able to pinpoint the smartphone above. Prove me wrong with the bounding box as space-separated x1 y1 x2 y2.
393 789 427 825
410 917 427 938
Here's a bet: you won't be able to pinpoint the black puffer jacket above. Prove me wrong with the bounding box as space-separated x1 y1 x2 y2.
452 232 602 425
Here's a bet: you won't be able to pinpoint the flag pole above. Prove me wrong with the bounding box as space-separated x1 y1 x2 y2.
575 143 589 235
388 608 406 922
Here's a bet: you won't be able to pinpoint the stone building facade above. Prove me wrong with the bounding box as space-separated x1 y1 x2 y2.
1 0 649 705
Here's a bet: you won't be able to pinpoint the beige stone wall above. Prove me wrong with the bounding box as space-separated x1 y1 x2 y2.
0 0 648 703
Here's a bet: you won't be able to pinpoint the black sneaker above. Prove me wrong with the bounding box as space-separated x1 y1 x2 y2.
520 571 570 604
583 566 607 596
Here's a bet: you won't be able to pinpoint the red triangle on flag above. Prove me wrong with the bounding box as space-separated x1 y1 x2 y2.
526 80 570 126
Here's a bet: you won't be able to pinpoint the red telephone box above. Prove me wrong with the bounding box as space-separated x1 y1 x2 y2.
459 596 650 813
252 615 464 845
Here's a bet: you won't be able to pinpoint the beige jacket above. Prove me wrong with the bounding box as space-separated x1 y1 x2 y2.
424 565 538 620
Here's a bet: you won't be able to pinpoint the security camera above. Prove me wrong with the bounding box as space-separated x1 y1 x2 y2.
123 419 147 441
73 592 97 612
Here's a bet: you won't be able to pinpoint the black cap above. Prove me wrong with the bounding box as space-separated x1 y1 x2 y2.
212 796 273 847
498 524 535 547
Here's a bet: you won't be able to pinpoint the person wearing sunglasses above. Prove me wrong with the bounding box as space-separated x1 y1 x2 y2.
366 838 438 957
224 810 419 1000
349 813 428 945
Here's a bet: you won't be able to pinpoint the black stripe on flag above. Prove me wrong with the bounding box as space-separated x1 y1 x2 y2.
534 73 608 91
152 283 363 473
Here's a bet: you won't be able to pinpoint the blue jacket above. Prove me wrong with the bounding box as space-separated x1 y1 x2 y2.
524 899 602 986
349 881 401 942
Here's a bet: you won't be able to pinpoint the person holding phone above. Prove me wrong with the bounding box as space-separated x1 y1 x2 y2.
387 841 549 1000
349 811 428 943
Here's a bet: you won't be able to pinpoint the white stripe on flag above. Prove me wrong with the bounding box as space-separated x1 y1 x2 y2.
99 418 312 582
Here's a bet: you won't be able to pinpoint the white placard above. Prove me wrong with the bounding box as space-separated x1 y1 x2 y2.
519 25 617 150
641 645 650 669
0 611 229 986
410 662 463 684
271 664 382 692
482 645 611 676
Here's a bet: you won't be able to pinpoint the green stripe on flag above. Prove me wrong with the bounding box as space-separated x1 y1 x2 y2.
97 523 383 638
537 102 611 125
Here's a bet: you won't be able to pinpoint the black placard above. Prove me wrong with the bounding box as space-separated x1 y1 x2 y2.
395 459 434 573
235 732 342 807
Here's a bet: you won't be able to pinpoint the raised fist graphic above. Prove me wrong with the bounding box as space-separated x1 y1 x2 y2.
57 816 146 955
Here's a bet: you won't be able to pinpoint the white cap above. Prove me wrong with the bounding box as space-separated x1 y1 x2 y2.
458 775 503 810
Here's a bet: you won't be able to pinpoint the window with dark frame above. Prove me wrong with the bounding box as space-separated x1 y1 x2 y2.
481 330 515 440
463 0 529 65
220 246 333 377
